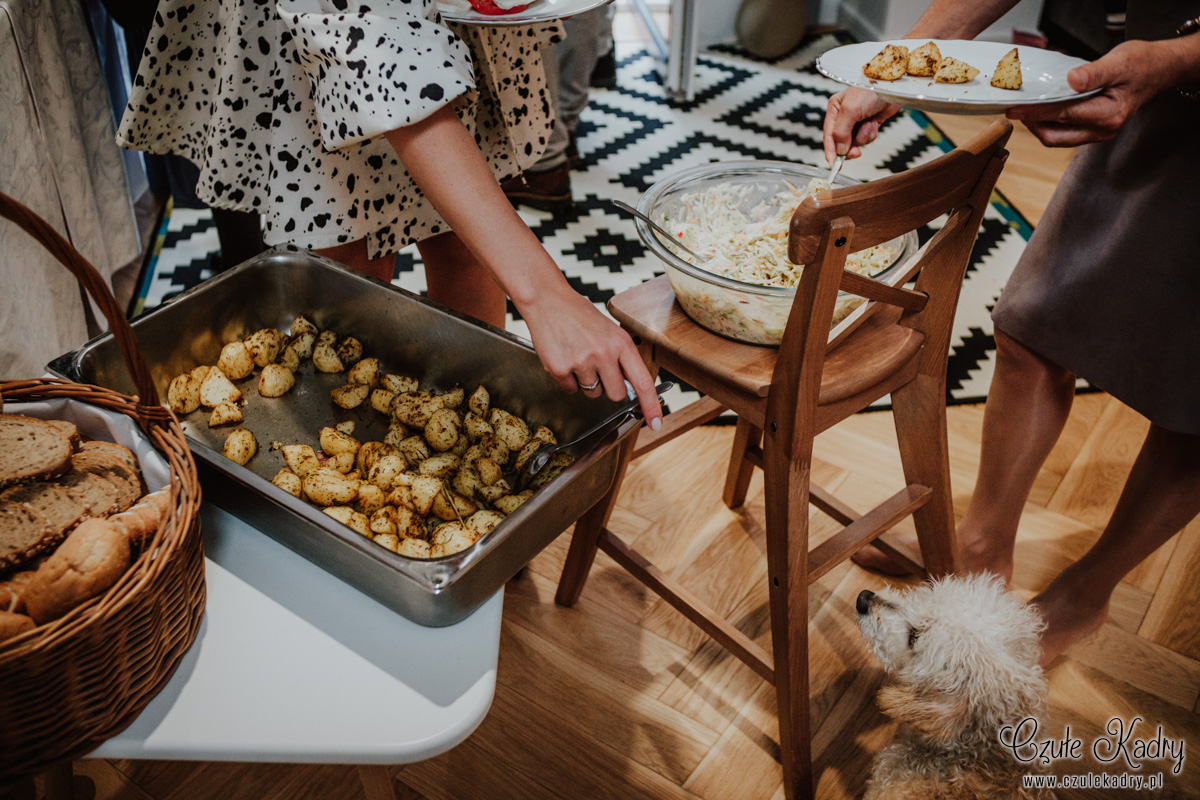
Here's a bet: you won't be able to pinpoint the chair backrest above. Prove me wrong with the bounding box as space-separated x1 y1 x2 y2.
767 120 1012 451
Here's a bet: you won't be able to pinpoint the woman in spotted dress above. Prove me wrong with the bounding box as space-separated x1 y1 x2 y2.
118 0 662 423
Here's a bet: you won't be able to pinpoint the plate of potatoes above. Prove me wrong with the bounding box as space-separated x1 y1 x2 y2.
817 40 1099 114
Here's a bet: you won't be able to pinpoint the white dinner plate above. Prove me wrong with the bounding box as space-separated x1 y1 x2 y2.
437 0 613 26
816 40 1100 115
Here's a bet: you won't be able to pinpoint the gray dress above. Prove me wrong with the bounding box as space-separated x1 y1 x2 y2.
991 1 1200 435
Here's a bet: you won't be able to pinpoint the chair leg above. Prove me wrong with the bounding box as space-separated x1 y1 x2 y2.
358 765 397 800
891 375 958 577
722 417 760 509
762 431 815 800
556 427 639 607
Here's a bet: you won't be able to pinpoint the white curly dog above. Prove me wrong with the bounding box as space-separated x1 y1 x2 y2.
856 573 1056 799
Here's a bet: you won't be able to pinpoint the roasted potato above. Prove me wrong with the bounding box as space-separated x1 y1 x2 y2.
424 408 462 452
259 364 296 397
430 522 479 557
369 389 396 415
418 453 460 478
396 537 432 558
336 337 364 365
278 344 301 372
489 409 531 452
906 41 942 77
331 382 369 409
934 56 980 84
272 468 302 497
217 341 255 380
322 506 370 536
281 444 321 476
209 401 244 427
373 532 401 552
199 367 243 408
396 435 431 468
863 44 909 81
369 506 399 537
513 440 543 472
326 452 355 474
357 483 386 514
244 328 284 367
476 457 503 486
386 484 414 510
466 510 505 536
478 433 511 466
451 465 483 498
167 372 202 414
191 365 211 383
290 315 318 338
494 490 534 515
288 330 316 361
528 452 574 490
462 412 493 442
318 330 337 346
432 489 477 521
319 426 361 457
368 454 407 491
312 339 344 373
302 467 360 506
468 385 489 417
410 475 442 516
383 422 409 449
336 421 355 435
440 387 465 409
531 425 556 446
347 357 380 387
990 47 1022 89
223 427 257 465
382 374 418 395
478 479 511 504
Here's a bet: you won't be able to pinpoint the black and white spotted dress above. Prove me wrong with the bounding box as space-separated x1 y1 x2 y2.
117 0 560 258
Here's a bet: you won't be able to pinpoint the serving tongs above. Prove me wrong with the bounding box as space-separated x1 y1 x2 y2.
608 200 707 263
509 381 673 491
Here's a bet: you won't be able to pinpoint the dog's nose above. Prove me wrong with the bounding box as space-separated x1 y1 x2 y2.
856 590 874 615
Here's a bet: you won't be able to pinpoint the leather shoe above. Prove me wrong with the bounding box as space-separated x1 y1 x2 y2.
500 163 573 212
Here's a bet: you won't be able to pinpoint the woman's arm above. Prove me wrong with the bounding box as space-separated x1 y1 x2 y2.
384 106 663 427
823 0 1021 162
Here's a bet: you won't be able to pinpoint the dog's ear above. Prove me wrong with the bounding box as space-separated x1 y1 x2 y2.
877 684 969 742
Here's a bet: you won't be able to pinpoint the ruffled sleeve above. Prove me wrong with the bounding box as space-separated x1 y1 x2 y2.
277 0 474 150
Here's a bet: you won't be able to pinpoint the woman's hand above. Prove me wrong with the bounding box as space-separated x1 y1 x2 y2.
519 287 663 429
823 88 901 163
1007 39 1180 147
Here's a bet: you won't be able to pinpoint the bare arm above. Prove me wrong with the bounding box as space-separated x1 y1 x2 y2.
823 0 1021 162
384 106 663 426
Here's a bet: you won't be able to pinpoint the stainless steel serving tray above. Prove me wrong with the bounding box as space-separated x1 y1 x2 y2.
49 249 638 626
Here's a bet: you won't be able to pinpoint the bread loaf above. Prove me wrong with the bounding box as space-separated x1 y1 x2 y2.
0 415 75 489
0 571 35 614
0 482 87 559
0 609 36 643
0 502 51 572
79 441 140 474
108 489 170 551
22 518 131 624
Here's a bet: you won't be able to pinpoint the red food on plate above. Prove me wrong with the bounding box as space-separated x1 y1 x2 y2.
468 0 531 14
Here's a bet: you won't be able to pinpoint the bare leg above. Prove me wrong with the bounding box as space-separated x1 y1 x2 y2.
316 238 396 282
417 231 507 329
955 327 1076 581
1033 423 1200 665
852 327 1076 579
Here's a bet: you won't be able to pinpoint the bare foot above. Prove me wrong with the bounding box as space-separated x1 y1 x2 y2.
957 535 1014 584
1030 585 1109 667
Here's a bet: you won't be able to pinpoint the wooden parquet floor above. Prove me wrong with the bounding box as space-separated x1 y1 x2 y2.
41 122 1200 799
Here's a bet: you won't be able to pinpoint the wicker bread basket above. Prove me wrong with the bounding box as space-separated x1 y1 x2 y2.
0 192 205 783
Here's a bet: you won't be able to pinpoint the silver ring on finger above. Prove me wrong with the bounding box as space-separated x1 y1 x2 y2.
579 377 601 392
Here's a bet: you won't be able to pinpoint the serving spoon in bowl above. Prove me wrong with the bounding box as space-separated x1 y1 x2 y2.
608 200 707 263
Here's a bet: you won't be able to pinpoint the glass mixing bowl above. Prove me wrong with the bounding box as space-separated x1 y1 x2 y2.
635 161 918 346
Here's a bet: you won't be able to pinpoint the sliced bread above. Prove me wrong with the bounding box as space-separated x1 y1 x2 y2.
54 468 120 519
0 415 74 489
0 502 52 572
0 482 88 543
79 441 140 474
70 452 142 512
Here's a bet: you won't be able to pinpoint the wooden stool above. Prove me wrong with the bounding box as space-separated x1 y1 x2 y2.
555 121 1013 799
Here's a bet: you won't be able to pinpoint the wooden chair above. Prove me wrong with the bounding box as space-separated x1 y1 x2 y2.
555 120 1013 799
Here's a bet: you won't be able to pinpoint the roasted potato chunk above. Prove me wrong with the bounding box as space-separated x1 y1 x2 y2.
336 421 355 435
319 427 360 457
863 44 909 81
278 344 301 372
494 490 533 515
347 357 380 386
357 483 386 514
369 506 399 537
336 337 364 365
288 330 316 361
489 409 531 452
432 489 477 521
476 457 503 486
303 467 360 506
326 452 355 474
396 537 432 559
528 452 574 490
271 468 302 497
290 315 318 338
382 374 418 395
468 385 489 417
466 510 505 536
439 387 465 409
419 453 460 478
906 41 942 77
462 412 493 442
396 435 431 468
209 401 244 427
430 522 479 557
281 444 321 476
373 532 401 552
259 364 296 397
223 427 257 465
323 506 370 536
370 389 396 415
410 475 442 517
331 382 369 409
934 56 980 84
199 367 242 408
312 339 344 373
217 341 255 380
368 454 407 491
425 408 462 452
990 47 1022 89
167 372 202 414
244 328 284 367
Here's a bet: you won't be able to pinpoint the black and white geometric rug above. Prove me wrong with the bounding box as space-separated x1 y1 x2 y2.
135 35 1036 414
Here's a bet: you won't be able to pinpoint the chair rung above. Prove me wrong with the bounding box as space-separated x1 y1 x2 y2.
633 396 727 460
597 528 776 683
744 445 764 470
808 483 857 526
807 484 932 583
